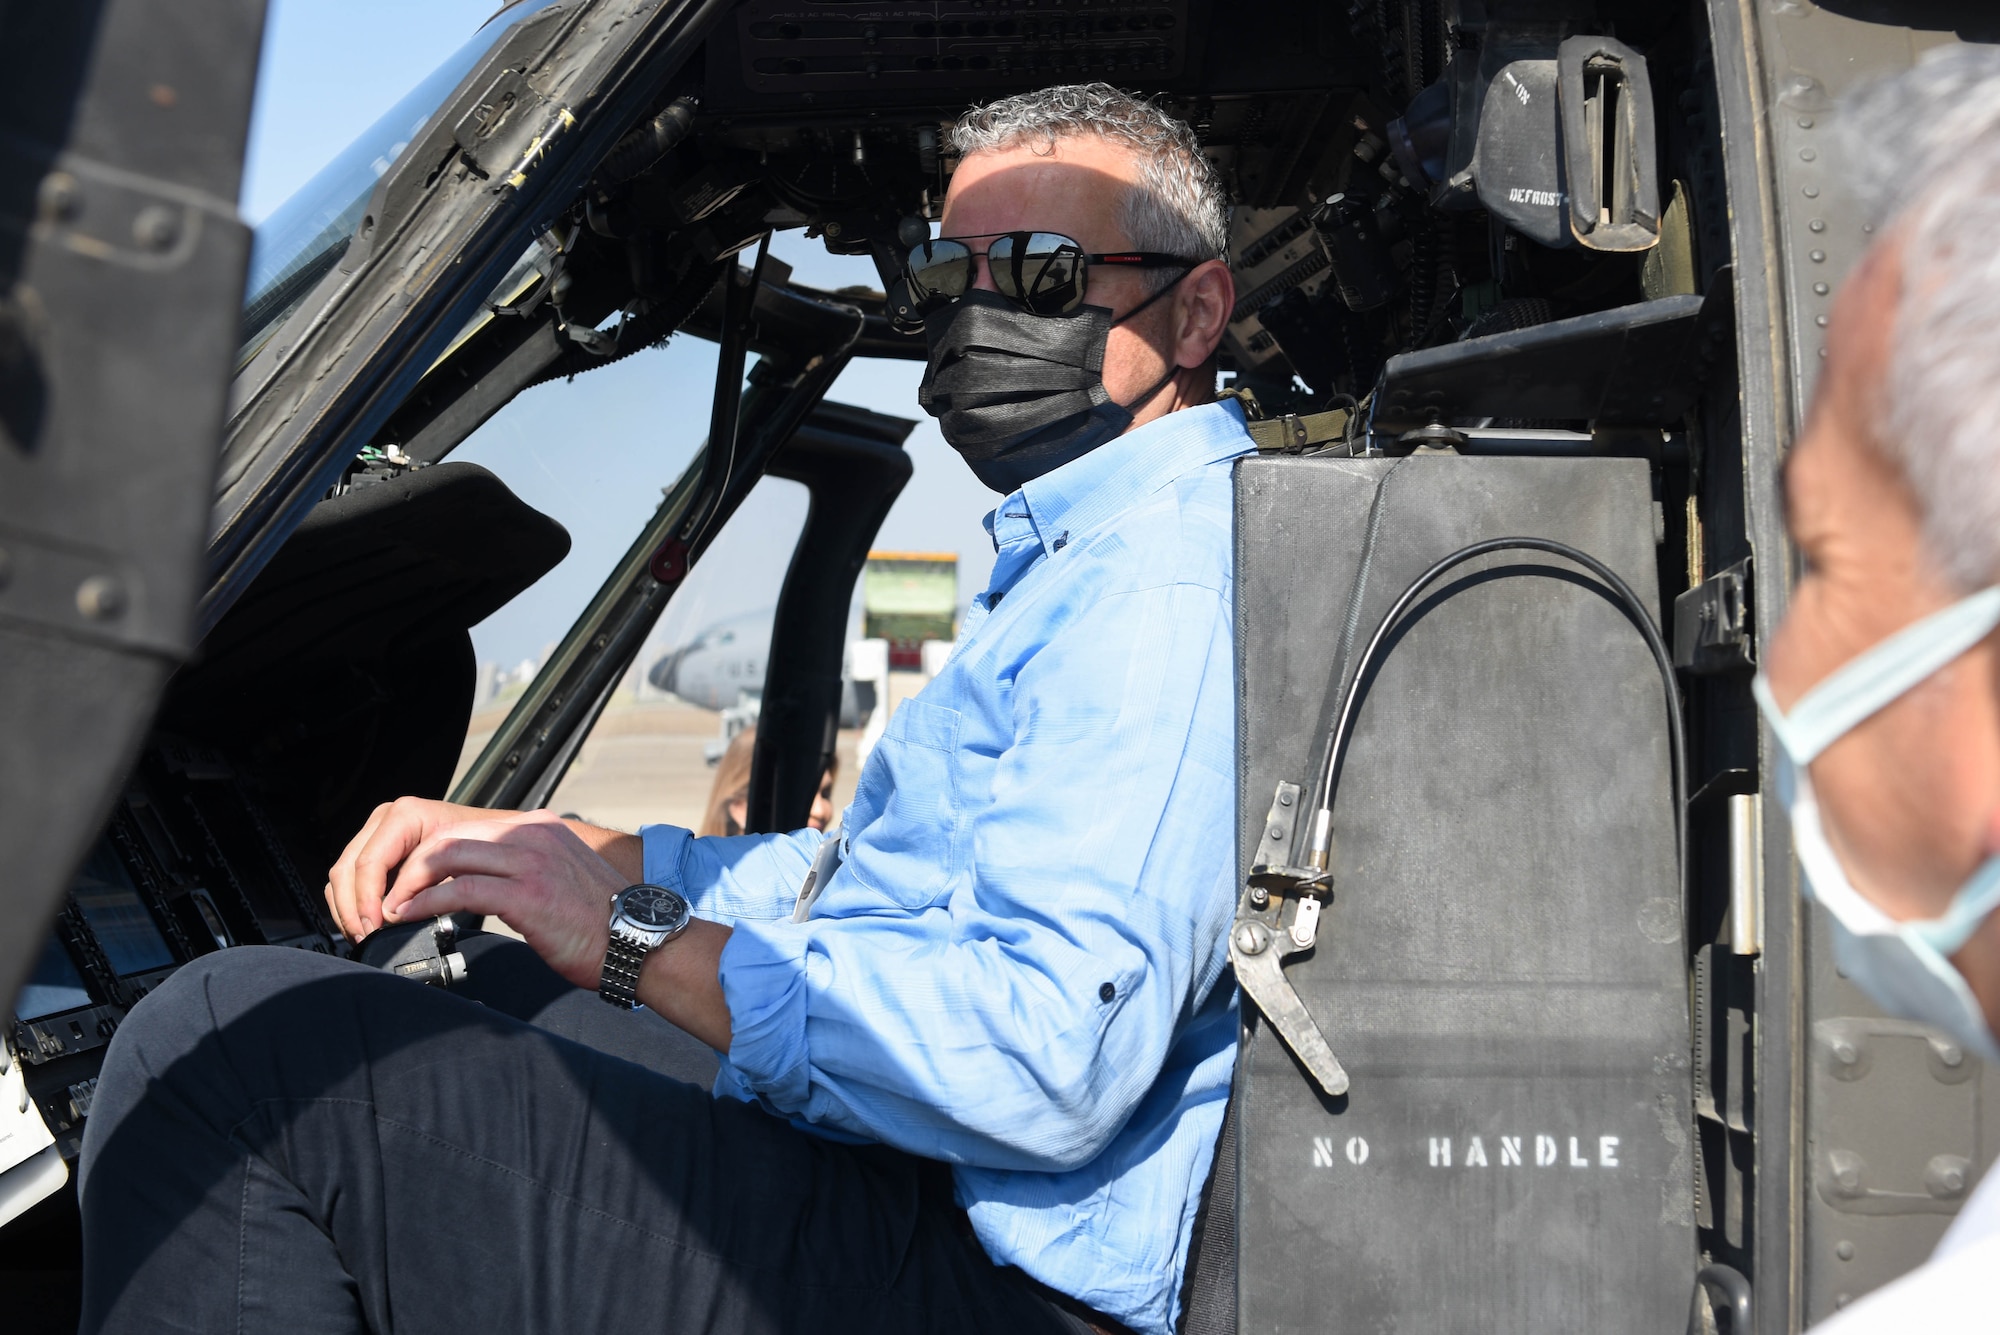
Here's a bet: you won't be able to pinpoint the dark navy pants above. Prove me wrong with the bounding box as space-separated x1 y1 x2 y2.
77 938 1087 1334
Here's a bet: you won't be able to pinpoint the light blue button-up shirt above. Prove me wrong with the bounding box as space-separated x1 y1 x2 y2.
640 399 1252 1335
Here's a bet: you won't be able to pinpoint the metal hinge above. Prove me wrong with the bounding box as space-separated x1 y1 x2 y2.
1672 556 1754 675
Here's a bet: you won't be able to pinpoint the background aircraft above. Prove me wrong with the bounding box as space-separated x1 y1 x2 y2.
646 607 771 710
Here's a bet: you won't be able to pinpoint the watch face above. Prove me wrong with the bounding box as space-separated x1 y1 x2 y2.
619 885 685 930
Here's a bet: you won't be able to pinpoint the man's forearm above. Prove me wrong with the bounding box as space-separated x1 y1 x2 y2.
562 820 733 1051
636 919 734 1052
563 819 644 883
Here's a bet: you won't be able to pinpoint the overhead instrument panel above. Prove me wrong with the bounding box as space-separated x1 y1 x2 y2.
733 0 1192 94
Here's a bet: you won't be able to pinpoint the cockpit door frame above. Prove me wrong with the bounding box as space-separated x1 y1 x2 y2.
0 0 267 1013
451 268 868 813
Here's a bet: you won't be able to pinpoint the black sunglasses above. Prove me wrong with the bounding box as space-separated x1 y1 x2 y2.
906 231 1197 317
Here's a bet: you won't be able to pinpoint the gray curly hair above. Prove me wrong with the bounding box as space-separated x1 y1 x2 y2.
950 83 1230 275
1838 45 2000 591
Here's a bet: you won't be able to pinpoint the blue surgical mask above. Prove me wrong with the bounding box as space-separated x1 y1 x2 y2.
1752 586 2000 1065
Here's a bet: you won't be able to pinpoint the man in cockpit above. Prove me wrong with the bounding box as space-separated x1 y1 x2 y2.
81 84 1249 1335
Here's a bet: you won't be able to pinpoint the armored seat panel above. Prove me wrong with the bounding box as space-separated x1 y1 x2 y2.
1233 455 1692 1332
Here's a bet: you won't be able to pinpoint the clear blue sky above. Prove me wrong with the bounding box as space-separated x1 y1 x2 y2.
243 0 997 670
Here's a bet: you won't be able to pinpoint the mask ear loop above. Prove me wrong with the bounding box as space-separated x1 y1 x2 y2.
1109 263 1193 327
1117 362 1184 416
1756 586 2000 764
1108 265 1200 413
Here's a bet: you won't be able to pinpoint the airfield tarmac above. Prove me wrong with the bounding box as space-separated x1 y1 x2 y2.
455 691 876 835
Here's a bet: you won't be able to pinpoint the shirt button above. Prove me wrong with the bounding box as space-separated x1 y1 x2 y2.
1099 982 1116 1003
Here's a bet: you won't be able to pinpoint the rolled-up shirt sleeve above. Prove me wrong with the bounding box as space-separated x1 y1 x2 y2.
638 823 822 925
714 574 1238 1173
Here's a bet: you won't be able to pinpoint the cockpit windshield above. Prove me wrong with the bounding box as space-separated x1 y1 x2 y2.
237 0 562 363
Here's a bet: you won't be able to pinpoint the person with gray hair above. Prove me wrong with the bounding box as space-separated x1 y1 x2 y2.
913 81 1237 491
1754 44 2000 1330
79 85 1249 1335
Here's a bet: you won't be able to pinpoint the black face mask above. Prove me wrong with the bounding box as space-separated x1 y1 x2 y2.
917 287 1180 494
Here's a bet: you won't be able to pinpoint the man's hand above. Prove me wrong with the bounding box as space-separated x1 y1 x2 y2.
328 797 730 1046
378 811 624 990
326 798 498 940
327 797 646 941
374 812 735 1047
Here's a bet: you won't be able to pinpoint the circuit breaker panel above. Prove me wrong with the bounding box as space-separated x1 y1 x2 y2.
1232 455 1692 1331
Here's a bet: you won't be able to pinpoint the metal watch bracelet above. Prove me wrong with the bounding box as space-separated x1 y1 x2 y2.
598 933 650 1009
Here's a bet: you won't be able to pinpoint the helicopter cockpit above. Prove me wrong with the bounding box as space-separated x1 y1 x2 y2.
8 2 1997 1331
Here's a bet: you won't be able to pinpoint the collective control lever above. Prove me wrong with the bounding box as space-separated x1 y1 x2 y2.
1230 781 1349 1096
377 915 470 988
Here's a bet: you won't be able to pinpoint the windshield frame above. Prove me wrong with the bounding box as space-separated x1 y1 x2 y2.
237 0 566 367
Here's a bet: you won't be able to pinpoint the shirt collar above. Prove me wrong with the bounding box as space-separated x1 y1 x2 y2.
982 399 1253 559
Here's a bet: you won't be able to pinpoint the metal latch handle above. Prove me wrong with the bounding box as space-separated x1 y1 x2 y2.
1231 781 1349 1096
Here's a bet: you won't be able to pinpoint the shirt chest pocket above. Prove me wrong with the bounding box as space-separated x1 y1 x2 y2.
841 698 963 910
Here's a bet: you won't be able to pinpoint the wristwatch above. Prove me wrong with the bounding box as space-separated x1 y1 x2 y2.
598 883 692 1009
